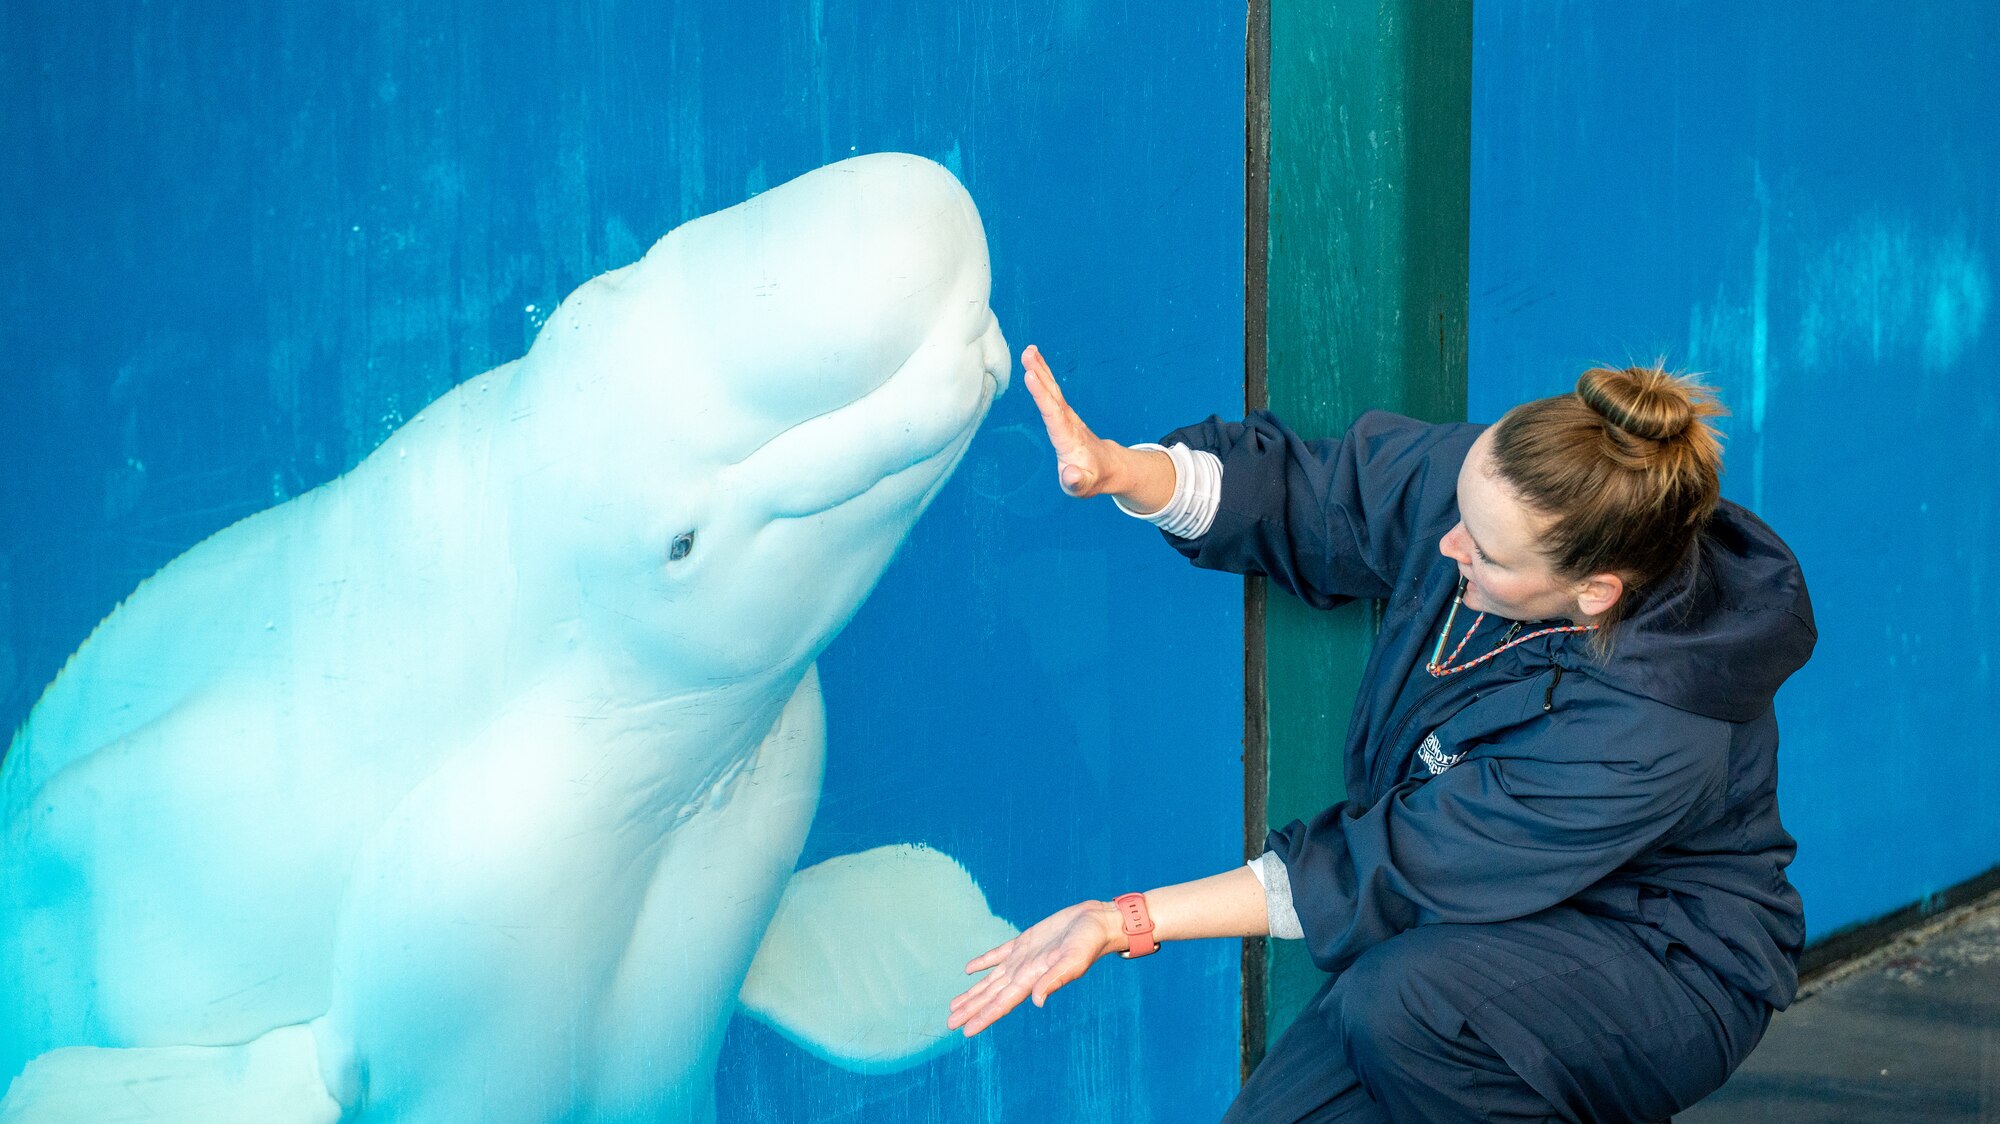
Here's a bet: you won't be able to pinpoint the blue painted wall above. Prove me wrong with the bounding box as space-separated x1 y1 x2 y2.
1471 1 1997 939
0 3 1243 1118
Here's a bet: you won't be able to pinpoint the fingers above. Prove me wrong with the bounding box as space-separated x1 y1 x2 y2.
1020 345 1091 446
949 962 1008 1016
965 938 1016 974
1022 354 1076 436
947 941 1044 1036
949 944 1026 1020
1022 343 1053 382
954 953 1084 1035
1030 956 1086 1007
947 964 1020 1032
1020 349 1104 498
946 950 1095 1036
1023 345 1075 412
946 903 1112 1036
952 978 1034 1037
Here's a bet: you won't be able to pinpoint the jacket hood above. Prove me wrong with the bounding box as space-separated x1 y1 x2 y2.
1576 500 1817 723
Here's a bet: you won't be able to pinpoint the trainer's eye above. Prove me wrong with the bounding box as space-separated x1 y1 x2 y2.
669 531 696 562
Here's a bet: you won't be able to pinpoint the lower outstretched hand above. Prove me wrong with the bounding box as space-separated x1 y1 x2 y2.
946 900 1124 1037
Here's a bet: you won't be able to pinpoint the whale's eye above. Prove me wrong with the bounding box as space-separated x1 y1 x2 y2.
669 532 696 563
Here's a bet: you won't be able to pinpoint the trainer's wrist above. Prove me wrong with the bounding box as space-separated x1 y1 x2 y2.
1105 443 1175 514
1092 900 1131 954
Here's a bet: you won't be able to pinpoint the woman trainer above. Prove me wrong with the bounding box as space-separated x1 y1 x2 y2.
947 346 1815 1123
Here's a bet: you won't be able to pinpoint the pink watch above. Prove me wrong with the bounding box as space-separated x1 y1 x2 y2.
1113 892 1159 959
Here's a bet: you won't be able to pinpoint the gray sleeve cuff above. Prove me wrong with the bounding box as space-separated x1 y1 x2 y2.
1248 851 1304 940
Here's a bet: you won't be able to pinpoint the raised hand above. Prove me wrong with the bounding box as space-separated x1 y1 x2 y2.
1021 344 1123 499
946 899 1124 1037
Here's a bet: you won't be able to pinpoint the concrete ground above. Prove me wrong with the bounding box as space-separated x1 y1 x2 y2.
1680 890 2000 1123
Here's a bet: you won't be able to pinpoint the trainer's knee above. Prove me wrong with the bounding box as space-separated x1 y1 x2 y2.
1324 938 1452 1081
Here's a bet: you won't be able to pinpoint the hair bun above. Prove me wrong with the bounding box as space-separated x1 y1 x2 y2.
1575 365 1702 442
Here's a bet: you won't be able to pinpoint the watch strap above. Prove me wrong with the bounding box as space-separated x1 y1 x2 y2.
1113 892 1158 959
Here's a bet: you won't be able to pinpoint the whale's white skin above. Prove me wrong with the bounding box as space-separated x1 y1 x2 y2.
0 152 1015 1123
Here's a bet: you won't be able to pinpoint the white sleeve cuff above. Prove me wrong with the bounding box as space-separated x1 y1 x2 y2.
1112 442 1223 540
1248 851 1304 940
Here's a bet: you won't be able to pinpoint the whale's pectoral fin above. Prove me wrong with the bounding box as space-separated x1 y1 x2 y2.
737 844 1018 1075
0 1024 340 1124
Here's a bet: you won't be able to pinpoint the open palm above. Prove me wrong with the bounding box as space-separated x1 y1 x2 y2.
1021 345 1115 498
946 900 1120 1037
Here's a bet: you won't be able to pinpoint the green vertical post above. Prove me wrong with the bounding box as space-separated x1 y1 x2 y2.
1247 0 1472 1059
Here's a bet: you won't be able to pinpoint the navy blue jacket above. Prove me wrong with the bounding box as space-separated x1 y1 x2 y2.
1161 410 1816 1009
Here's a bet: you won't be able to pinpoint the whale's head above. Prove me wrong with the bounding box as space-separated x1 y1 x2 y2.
500 153 1008 686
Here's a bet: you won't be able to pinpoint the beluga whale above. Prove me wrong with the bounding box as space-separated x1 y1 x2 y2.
0 152 1019 1123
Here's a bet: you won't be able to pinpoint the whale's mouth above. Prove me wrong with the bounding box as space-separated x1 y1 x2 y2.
724 309 1008 522
976 312 1011 398
840 365 1000 513
783 361 999 522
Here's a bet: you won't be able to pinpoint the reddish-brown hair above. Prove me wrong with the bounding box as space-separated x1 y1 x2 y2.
1488 363 1728 645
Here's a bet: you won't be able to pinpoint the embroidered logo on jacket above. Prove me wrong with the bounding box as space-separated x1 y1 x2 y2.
1417 732 1464 776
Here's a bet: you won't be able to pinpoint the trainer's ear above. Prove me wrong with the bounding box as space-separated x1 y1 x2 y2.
1574 572 1624 620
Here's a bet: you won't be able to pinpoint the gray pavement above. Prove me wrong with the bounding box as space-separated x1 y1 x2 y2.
1681 891 2000 1123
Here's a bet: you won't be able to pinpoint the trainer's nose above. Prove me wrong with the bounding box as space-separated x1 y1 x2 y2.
1439 522 1475 567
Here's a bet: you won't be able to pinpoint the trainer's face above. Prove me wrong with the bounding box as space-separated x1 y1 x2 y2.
1437 431 1595 623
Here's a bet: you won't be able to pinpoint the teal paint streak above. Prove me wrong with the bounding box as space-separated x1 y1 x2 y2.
1796 216 1992 375
1473 0 2000 942
1687 204 1993 409
1751 165 1770 511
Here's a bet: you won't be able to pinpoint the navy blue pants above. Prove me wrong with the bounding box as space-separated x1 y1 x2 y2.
1223 908 1774 1123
